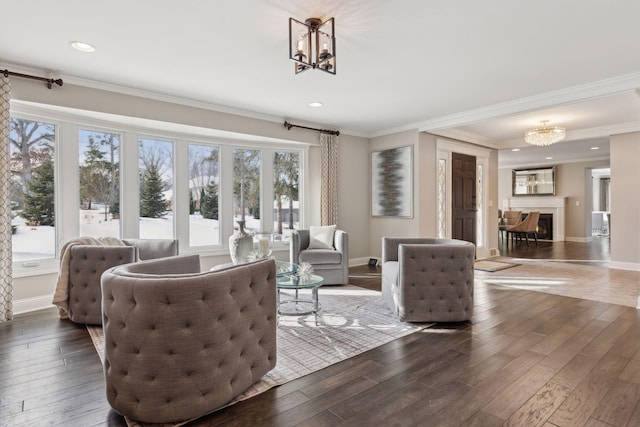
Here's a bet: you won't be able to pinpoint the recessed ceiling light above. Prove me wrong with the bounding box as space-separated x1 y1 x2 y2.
70 41 95 52
591 146 600 150
511 148 520 152
545 156 553 160
309 102 323 107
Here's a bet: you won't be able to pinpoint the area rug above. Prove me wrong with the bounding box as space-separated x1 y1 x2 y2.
87 285 429 426
474 259 519 272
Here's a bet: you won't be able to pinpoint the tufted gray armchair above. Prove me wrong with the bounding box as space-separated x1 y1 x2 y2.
101 255 277 424
381 237 475 322
290 229 348 285
63 238 178 325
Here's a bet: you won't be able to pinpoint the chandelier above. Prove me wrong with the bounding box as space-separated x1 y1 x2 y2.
289 17 336 75
524 120 566 146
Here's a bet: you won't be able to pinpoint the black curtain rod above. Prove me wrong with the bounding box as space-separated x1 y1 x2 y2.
283 121 339 136
2 69 63 89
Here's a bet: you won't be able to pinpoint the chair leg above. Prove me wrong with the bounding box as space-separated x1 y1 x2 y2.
524 233 530 246
533 232 538 246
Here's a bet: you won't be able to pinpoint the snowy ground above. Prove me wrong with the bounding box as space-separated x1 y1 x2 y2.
12 210 292 262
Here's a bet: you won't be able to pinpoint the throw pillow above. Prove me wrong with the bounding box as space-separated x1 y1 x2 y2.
308 225 336 249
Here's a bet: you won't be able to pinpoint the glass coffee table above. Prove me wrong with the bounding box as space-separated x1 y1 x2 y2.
276 273 324 318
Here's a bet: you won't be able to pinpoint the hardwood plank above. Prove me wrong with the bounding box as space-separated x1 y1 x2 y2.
590 379 640 426
504 381 571 427
551 353 600 390
547 353 628 426
538 318 609 371
459 410 504 427
483 364 557 420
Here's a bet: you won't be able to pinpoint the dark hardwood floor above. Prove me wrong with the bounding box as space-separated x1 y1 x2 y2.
499 235 611 261
4 239 637 427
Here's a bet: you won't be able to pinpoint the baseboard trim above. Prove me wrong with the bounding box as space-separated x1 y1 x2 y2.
14 295 54 315
565 236 593 243
349 257 373 267
609 261 640 272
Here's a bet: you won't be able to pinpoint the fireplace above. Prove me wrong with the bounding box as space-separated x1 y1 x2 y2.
522 212 553 240
506 197 566 242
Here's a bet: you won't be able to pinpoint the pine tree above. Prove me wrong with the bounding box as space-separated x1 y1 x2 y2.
189 191 195 215
200 182 219 220
21 158 55 226
139 164 167 218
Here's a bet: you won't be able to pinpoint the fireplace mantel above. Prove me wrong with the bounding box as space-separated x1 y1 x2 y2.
505 197 566 241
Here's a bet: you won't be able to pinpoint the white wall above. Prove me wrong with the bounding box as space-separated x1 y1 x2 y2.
10 80 370 312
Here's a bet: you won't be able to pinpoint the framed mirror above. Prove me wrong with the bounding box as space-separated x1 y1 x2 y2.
512 166 555 196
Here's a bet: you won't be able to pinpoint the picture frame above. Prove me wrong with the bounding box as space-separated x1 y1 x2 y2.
371 145 413 217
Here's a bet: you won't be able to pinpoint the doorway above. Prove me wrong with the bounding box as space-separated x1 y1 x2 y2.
452 152 477 245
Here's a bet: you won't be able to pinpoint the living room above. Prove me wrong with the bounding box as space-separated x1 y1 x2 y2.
2 1 640 426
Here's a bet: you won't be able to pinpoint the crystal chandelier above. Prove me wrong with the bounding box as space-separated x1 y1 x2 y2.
289 17 336 75
524 120 566 146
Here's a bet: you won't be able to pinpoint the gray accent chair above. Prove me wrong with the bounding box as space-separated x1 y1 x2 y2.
66 238 179 325
68 246 135 325
382 237 475 322
290 229 348 285
101 255 277 424
122 238 178 260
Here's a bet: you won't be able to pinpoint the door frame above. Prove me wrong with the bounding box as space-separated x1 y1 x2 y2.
436 138 491 259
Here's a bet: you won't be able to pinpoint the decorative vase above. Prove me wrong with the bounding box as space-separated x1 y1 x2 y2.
229 220 253 264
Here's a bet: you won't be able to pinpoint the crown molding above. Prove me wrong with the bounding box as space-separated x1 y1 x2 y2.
415 73 640 132
427 128 499 149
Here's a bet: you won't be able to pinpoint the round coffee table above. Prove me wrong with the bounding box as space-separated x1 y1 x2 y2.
276 273 324 317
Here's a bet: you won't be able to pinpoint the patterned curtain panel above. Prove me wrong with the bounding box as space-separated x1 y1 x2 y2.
320 133 339 226
0 76 13 322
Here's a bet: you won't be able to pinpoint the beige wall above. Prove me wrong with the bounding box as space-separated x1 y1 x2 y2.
10 80 370 310
369 129 420 257
556 160 610 240
610 132 640 268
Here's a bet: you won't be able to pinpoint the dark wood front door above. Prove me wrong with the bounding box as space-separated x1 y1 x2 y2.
452 152 476 244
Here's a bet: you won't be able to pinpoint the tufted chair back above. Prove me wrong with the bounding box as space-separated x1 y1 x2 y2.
68 245 135 324
101 255 277 424
381 237 475 322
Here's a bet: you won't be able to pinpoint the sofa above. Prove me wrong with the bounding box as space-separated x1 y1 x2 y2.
381 237 475 322
290 228 348 285
101 255 277 424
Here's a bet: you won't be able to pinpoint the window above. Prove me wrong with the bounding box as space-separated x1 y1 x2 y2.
138 138 174 239
9 104 308 276
188 144 219 246
78 129 120 238
273 151 299 235
233 148 261 232
10 117 56 262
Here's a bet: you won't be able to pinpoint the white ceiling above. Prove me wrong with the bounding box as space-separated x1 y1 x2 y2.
1 0 639 166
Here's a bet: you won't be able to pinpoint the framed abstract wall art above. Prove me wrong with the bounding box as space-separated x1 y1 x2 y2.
371 145 413 217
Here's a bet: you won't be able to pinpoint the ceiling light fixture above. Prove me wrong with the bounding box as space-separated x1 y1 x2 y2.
524 120 566 146
591 146 600 150
70 41 95 52
309 101 323 107
511 148 521 152
289 17 335 75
